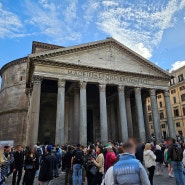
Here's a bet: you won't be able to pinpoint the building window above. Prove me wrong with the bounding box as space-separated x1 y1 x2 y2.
158 95 162 99
148 114 152 122
161 124 165 128
174 108 180 117
181 94 185 102
178 74 184 82
170 78 175 85
20 76 22 81
159 101 163 108
173 97 177 104
160 112 164 120
171 89 176 94
180 86 185 91
151 125 153 129
183 107 185 116
176 122 181 127
148 105 151 111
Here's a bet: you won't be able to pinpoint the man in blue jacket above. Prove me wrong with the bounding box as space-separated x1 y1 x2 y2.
105 141 150 185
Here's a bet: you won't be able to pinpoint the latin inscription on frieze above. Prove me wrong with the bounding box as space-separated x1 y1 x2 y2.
67 70 149 85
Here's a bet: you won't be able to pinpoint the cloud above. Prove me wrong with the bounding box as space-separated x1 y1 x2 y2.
171 61 185 71
24 0 81 44
0 2 23 38
95 0 185 59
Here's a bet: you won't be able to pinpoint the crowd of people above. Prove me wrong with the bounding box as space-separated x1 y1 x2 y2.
0 137 185 185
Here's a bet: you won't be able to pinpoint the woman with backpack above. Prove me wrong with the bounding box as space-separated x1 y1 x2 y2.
91 145 104 185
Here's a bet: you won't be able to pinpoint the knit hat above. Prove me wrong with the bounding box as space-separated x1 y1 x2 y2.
46 145 52 153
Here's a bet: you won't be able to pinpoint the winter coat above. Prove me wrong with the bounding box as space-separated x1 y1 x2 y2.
38 153 55 182
113 153 150 185
13 151 24 170
143 150 156 168
154 149 164 163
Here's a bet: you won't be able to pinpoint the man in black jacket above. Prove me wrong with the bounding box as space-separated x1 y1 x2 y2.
38 145 55 185
12 145 24 185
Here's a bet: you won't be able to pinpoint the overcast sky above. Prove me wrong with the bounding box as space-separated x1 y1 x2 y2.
0 0 185 72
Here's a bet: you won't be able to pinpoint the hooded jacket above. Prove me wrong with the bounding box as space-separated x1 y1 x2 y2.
143 150 156 168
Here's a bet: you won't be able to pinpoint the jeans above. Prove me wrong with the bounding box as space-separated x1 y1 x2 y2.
171 161 185 185
156 162 163 173
65 168 72 185
12 168 22 185
73 164 82 185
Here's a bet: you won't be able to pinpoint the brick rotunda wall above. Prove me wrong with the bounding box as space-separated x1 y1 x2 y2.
0 58 28 146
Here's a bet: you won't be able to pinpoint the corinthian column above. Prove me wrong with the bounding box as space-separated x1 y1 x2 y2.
55 79 66 145
164 90 176 138
150 89 162 143
134 87 146 142
28 75 42 146
99 84 108 145
118 85 128 142
79 81 87 145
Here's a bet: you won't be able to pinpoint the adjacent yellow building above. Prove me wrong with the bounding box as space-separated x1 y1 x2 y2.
147 65 185 139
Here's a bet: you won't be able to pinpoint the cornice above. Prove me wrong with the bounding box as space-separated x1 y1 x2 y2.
29 38 171 79
32 41 64 53
31 58 170 82
0 57 27 76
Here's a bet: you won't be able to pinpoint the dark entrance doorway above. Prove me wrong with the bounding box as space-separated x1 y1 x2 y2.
87 109 94 143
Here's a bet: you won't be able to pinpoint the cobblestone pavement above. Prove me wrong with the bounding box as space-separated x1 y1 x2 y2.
6 167 176 185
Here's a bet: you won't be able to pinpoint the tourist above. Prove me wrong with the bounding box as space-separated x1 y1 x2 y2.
167 138 185 185
143 143 156 185
105 144 117 171
4 145 14 176
22 146 39 185
71 144 84 185
91 145 104 185
182 143 185 167
35 143 43 178
64 146 73 185
38 145 55 185
0 147 8 185
164 145 173 177
104 141 150 185
12 145 24 185
53 147 61 178
154 145 164 175
84 148 96 185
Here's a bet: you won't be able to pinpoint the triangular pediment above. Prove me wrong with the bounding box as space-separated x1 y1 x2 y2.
29 38 170 79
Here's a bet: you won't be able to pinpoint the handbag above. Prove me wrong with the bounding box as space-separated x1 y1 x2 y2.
25 164 34 170
89 165 98 175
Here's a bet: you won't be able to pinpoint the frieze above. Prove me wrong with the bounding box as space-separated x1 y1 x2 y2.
67 69 149 85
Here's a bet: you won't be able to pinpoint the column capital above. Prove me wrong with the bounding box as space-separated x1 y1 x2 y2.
149 89 156 96
58 79 65 88
99 83 106 92
164 90 170 97
79 81 87 89
32 75 43 84
118 85 125 93
134 87 141 95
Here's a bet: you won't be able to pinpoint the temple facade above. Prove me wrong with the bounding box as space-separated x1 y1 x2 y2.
0 38 176 146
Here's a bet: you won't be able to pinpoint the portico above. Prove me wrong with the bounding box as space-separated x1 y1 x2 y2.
26 38 175 146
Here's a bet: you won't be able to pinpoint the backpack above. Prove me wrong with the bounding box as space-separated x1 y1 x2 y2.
36 147 42 156
74 150 84 164
173 145 183 161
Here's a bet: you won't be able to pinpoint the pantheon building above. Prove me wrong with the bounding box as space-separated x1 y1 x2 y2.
0 38 176 146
